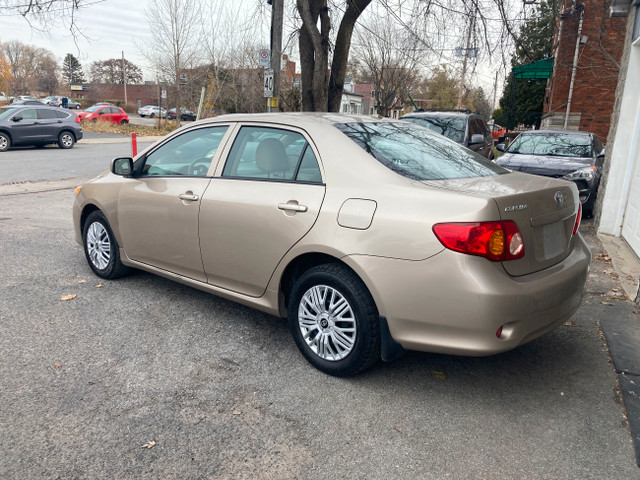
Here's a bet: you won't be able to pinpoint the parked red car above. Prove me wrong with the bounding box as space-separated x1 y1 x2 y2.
78 106 129 124
487 122 507 142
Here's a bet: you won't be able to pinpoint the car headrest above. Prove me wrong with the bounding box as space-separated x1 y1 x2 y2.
256 138 289 173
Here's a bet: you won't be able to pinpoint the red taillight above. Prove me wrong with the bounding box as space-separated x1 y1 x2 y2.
433 221 525 262
75 115 80 123
572 202 582 236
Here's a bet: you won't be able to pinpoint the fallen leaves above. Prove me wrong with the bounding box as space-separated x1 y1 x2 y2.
60 294 77 301
601 301 613 306
141 441 156 449
54 363 61 368
593 253 612 264
430 371 447 381
232 410 242 416
564 321 577 327
95 284 104 288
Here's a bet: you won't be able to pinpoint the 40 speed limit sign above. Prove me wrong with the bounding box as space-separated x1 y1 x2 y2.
264 69 274 97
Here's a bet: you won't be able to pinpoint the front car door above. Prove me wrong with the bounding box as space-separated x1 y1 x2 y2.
116 125 232 281
9 108 40 144
199 124 326 297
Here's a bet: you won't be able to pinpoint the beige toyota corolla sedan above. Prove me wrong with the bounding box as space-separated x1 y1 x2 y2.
73 113 591 376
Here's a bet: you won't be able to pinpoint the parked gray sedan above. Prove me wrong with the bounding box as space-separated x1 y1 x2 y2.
0 105 83 151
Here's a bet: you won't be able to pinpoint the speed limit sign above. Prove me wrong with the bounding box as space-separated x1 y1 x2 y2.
264 69 274 97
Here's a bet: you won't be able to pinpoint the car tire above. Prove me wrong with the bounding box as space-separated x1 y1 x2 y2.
150 113 155 118
0 132 11 152
288 264 380 376
58 131 75 149
75 105 81 109
82 210 130 279
120 120 128 125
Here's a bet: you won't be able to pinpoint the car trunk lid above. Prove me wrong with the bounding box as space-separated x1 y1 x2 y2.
423 172 580 276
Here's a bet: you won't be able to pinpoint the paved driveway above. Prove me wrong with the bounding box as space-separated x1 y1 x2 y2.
0 145 638 478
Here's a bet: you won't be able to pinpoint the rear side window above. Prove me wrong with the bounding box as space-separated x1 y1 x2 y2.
55 110 71 119
37 109 58 120
402 116 466 144
222 126 322 183
335 122 505 181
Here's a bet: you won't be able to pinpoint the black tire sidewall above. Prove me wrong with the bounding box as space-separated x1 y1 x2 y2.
0 133 10 152
82 211 121 279
58 131 75 149
288 265 379 376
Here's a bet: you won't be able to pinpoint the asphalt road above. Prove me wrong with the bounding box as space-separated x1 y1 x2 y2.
0 132 161 185
0 144 638 478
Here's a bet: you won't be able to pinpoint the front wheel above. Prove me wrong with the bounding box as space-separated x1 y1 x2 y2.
82 211 130 279
288 264 380 376
58 131 75 149
75 104 81 109
0 132 11 152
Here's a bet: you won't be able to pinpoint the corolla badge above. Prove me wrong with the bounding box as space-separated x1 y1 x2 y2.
504 204 527 212
554 191 564 207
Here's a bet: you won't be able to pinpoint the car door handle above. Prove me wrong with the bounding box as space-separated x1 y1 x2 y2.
178 193 199 201
278 202 307 212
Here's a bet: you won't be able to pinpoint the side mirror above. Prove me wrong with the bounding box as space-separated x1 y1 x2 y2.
12 115 23 122
111 157 134 176
597 148 605 158
469 133 485 145
496 143 506 152
99 111 105 115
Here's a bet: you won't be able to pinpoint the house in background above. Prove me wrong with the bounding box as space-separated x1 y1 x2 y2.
541 0 626 139
598 0 640 271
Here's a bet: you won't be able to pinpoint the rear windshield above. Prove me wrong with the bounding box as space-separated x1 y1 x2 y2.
334 122 505 180
402 116 466 143
507 133 592 157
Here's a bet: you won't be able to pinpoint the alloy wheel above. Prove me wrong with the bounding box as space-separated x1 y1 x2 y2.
298 285 357 361
86 222 111 270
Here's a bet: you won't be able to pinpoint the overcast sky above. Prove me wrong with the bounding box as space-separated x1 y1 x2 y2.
1 0 506 98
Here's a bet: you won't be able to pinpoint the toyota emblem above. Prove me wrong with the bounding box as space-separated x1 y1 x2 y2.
554 191 564 207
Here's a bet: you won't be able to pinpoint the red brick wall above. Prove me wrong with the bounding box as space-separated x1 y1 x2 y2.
544 0 626 139
70 84 160 107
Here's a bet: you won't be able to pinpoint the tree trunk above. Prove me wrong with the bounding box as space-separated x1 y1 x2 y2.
327 0 372 112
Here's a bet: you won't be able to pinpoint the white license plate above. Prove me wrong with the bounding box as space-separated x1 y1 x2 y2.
543 221 566 259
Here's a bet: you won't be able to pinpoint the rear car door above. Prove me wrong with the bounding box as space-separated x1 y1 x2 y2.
199 124 326 297
36 108 63 141
116 125 232 281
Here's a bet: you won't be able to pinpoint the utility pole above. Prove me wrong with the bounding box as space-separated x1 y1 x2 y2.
270 0 283 111
457 10 476 109
122 51 128 107
492 70 499 112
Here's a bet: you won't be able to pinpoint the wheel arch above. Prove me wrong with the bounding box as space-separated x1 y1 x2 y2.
59 128 77 141
277 252 381 320
0 128 13 141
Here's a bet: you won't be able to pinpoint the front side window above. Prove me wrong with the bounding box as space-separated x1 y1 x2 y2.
0 107 19 120
222 126 322 183
141 126 229 177
335 122 505 181
17 109 37 120
507 133 592 158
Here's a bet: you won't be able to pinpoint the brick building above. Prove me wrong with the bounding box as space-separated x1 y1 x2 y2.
69 83 160 109
541 0 626 139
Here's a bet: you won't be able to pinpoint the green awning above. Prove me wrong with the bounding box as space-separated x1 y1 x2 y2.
512 57 554 79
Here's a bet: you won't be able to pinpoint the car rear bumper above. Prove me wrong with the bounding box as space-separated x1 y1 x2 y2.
346 234 591 356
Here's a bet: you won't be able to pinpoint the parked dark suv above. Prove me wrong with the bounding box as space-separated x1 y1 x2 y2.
401 110 495 159
0 105 83 151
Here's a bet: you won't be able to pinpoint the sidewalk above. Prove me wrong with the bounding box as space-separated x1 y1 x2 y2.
583 221 640 466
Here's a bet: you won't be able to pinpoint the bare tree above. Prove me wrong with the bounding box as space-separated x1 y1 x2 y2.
90 58 143 85
144 0 204 127
296 0 372 112
3 40 58 94
1 0 97 37
354 9 421 116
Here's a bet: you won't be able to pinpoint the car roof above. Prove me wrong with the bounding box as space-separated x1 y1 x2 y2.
192 112 401 130
518 130 592 137
402 110 475 119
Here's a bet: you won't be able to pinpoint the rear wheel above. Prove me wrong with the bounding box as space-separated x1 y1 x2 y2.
82 210 130 279
0 133 11 152
58 131 75 149
288 264 380 376
120 119 128 125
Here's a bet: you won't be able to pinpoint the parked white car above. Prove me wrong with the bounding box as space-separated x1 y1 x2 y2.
138 105 166 118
